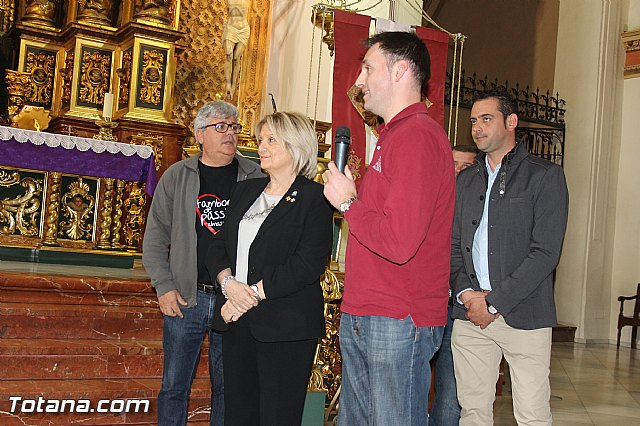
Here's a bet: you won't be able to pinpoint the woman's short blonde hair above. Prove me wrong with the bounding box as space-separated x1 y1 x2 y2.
255 112 318 179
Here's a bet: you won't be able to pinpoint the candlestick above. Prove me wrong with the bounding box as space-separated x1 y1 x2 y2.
94 117 118 141
103 92 114 119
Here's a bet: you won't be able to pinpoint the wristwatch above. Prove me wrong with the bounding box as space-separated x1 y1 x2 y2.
339 196 357 214
250 284 262 302
486 300 498 315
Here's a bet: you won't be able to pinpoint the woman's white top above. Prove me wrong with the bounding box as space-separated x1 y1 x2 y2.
235 191 282 284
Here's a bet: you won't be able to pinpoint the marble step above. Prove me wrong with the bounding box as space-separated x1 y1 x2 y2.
0 315 163 339
0 338 167 356
0 352 211 380
0 269 153 294
0 378 214 425
0 301 161 319
0 286 157 308
0 270 155 309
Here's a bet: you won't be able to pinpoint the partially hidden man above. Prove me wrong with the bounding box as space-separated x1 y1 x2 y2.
142 101 263 426
451 88 569 425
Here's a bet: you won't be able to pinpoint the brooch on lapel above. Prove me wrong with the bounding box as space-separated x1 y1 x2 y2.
285 190 298 203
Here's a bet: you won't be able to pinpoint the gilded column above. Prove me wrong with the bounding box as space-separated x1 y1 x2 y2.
110 179 125 248
123 182 147 251
95 178 114 249
42 172 62 246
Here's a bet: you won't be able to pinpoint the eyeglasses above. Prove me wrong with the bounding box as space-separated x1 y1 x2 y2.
202 122 243 134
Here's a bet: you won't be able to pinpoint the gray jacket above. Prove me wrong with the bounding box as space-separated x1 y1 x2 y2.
450 142 569 330
142 153 264 307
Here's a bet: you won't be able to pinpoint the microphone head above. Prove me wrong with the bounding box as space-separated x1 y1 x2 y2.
336 126 351 144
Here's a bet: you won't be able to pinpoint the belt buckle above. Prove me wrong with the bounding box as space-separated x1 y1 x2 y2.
198 283 216 293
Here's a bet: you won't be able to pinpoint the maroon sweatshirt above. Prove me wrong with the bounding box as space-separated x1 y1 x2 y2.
342 102 455 327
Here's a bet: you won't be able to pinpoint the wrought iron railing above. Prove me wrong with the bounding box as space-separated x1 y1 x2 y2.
445 70 566 167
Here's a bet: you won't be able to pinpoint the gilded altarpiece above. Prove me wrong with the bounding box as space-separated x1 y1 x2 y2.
173 0 272 146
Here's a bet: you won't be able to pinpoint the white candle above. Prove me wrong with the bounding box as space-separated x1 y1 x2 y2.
103 92 114 119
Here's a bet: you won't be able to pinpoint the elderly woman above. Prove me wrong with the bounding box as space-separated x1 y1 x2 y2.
206 112 333 425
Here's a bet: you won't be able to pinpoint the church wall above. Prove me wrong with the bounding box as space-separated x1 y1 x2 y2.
608 75 640 346
533 0 561 92
629 1 640 29
607 2 640 347
266 0 333 121
434 0 558 92
553 0 626 343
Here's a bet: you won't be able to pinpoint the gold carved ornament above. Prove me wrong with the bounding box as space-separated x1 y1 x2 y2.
123 182 146 248
79 50 111 105
59 50 75 107
346 150 361 181
25 51 55 105
117 50 133 106
76 0 113 25
139 50 164 106
23 0 57 26
0 0 15 33
130 133 164 171
5 70 32 118
0 169 43 236
134 0 171 24
58 178 95 240
307 268 343 403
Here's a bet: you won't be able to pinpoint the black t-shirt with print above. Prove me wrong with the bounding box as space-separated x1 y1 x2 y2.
196 158 238 284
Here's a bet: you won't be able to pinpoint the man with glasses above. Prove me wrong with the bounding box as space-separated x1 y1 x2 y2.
143 100 263 425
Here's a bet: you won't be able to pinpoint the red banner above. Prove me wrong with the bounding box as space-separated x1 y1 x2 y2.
415 26 450 128
332 10 371 187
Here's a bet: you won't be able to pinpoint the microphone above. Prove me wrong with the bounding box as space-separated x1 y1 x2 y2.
334 126 351 173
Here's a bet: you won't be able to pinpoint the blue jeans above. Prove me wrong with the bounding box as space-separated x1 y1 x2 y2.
429 304 460 426
338 313 444 425
158 290 224 426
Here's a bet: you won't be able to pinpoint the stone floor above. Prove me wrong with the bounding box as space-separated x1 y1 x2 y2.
495 343 640 425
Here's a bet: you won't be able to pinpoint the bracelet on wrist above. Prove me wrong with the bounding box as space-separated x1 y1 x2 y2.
220 275 235 299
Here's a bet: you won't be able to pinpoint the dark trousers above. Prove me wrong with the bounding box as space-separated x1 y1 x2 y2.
430 303 461 425
222 319 317 426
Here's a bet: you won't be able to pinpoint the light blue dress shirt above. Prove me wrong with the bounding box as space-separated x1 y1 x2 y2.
472 156 501 291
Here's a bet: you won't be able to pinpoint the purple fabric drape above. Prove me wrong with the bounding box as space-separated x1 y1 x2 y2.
0 136 157 196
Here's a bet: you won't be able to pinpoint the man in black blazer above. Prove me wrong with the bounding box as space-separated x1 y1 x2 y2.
450 88 569 425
